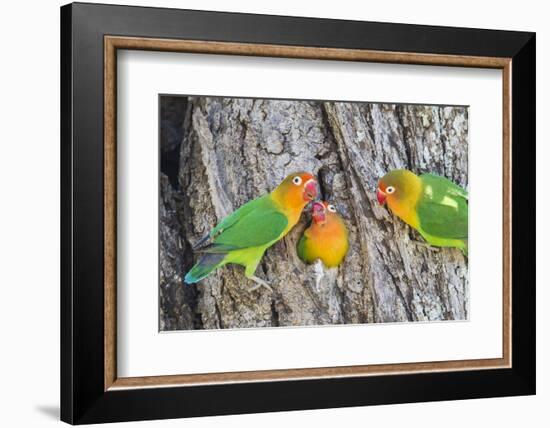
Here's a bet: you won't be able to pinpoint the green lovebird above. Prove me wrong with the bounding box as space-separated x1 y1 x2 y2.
184 172 318 291
377 169 468 254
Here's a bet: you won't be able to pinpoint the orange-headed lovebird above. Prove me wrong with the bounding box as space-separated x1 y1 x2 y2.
377 169 468 254
297 201 349 268
185 172 318 291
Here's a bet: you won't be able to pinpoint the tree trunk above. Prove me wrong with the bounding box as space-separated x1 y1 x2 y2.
159 96 469 330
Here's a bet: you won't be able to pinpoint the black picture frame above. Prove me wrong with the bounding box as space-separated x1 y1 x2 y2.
61 2 535 424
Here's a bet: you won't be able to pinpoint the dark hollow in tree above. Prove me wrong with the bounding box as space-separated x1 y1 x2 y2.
159 95 469 331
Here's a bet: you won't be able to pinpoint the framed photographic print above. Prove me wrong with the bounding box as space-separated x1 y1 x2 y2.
60 2 535 424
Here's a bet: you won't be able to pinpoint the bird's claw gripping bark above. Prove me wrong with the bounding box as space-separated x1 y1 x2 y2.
412 240 440 252
248 276 273 292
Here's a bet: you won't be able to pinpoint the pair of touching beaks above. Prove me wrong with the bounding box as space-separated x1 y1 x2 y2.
305 180 338 224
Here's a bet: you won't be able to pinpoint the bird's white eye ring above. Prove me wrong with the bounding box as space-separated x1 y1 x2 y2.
293 176 302 185
386 186 395 194
327 204 337 212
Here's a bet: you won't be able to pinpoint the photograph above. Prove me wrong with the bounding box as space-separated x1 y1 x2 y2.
0 0 540 425
159 95 469 331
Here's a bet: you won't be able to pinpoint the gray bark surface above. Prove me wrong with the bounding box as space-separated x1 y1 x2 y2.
159 96 469 330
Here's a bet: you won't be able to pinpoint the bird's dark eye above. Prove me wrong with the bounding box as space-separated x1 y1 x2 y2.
327 204 336 212
386 186 395 194
293 176 302 185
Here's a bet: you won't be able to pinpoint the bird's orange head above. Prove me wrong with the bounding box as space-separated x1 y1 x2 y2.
377 169 420 206
272 172 318 211
311 201 339 225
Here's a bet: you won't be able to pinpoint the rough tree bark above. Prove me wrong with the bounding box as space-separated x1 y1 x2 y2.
159 96 469 331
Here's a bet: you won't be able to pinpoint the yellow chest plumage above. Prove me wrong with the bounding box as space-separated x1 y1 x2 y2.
301 218 349 268
386 177 422 229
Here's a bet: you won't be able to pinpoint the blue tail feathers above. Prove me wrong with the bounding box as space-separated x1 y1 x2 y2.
184 253 226 284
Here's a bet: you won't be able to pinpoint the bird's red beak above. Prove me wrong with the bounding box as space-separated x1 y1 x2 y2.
304 179 318 201
311 201 326 224
377 188 387 205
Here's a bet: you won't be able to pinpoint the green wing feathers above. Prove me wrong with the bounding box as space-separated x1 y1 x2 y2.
213 210 288 250
417 174 468 240
185 195 289 283
196 196 288 253
192 196 267 250
296 235 307 262
209 196 267 239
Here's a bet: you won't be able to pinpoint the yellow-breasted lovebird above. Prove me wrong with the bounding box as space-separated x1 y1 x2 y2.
377 169 468 254
185 172 318 291
297 201 349 268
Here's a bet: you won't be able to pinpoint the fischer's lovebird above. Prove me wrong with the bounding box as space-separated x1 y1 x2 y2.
184 172 318 291
377 169 468 254
297 201 349 268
